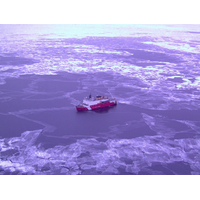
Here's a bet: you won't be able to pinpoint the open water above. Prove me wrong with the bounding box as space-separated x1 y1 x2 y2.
0 24 200 175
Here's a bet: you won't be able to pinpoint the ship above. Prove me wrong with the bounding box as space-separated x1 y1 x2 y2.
76 94 117 111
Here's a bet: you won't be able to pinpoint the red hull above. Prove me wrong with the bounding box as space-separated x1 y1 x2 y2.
76 101 117 111
76 106 88 111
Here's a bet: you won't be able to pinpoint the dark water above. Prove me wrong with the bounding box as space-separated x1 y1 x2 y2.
0 24 200 175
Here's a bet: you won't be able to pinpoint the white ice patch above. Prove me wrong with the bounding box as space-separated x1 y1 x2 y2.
71 44 130 56
1 34 200 110
0 129 42 174
1 127 200 174
143 39 200 54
